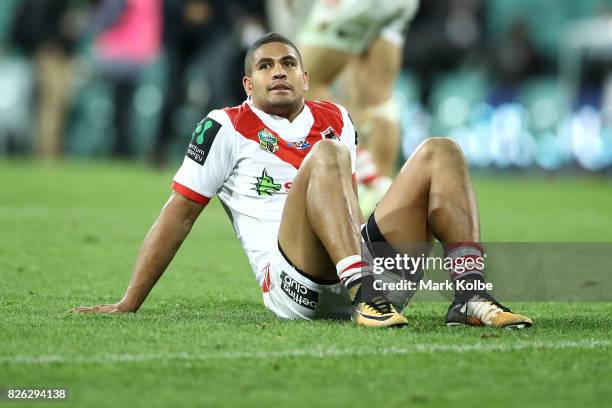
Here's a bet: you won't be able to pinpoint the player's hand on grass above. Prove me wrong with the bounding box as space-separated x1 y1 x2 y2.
69 302 134 314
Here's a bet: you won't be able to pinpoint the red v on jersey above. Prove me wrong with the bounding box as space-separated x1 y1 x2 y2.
223 101 345 169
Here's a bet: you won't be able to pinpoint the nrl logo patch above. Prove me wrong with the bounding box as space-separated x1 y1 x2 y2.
258 129 279 153
320 126 338 140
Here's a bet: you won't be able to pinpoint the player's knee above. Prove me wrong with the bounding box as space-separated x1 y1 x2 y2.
362 97 400 124
415 137 465 164
309 139 351 169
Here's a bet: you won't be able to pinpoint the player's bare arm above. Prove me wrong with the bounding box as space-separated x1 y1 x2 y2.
70 193 204 313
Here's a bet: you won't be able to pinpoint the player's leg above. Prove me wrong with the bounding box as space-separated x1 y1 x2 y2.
35 44 72 158
296 0 400 217
374 137 478 245
351 37 403 178
342 37 403 217
278 139 361 281
297 0 368 102
300 45 353 102
277 139 407 326
370 137 532 328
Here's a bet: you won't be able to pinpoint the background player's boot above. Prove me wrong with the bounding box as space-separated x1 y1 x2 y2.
446 292 532 329
352 295 408 328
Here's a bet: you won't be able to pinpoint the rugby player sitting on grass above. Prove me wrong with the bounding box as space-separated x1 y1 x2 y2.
71 33 532 329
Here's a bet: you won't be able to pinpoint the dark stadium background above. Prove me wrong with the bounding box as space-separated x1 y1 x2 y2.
1 0 611 171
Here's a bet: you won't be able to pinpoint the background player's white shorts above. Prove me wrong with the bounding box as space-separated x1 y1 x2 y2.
298 0 420 54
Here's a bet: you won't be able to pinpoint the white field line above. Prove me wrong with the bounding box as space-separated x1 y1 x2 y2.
0 339 608 365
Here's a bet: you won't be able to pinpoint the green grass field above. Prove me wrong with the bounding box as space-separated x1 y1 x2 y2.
1 160 611 407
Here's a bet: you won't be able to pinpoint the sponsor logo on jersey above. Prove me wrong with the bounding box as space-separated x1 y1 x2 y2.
253 168 282 196
320 126 338 140
280 271 319 310
287 139 311 150
258 129 279 153
186 117 221 165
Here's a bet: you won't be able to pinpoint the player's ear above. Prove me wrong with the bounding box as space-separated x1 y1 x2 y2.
243 76 253 96
303 71 309 92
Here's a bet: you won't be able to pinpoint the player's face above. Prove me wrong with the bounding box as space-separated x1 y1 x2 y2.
243 42 309 119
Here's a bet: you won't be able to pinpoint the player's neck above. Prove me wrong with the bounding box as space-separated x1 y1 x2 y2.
254 100 305 122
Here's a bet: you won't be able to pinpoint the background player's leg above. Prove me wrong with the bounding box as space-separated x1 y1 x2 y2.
373 137 479 245
278 139 362 281
300 46 353 102
35 45 72 159
351 37 403 178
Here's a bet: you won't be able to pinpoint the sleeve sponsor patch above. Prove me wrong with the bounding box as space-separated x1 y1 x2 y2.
186 117 222 165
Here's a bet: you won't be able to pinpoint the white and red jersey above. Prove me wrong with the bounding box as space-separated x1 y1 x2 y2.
172 98 357 285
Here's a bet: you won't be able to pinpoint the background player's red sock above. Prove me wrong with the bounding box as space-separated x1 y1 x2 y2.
355 148 381 186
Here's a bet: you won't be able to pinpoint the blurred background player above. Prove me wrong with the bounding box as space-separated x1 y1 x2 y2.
295 0 420 216
89 0 162 158
9 0 86 159
151 0 266 166
150 0 228 166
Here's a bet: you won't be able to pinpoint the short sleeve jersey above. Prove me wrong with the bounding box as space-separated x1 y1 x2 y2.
173 99 357 286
